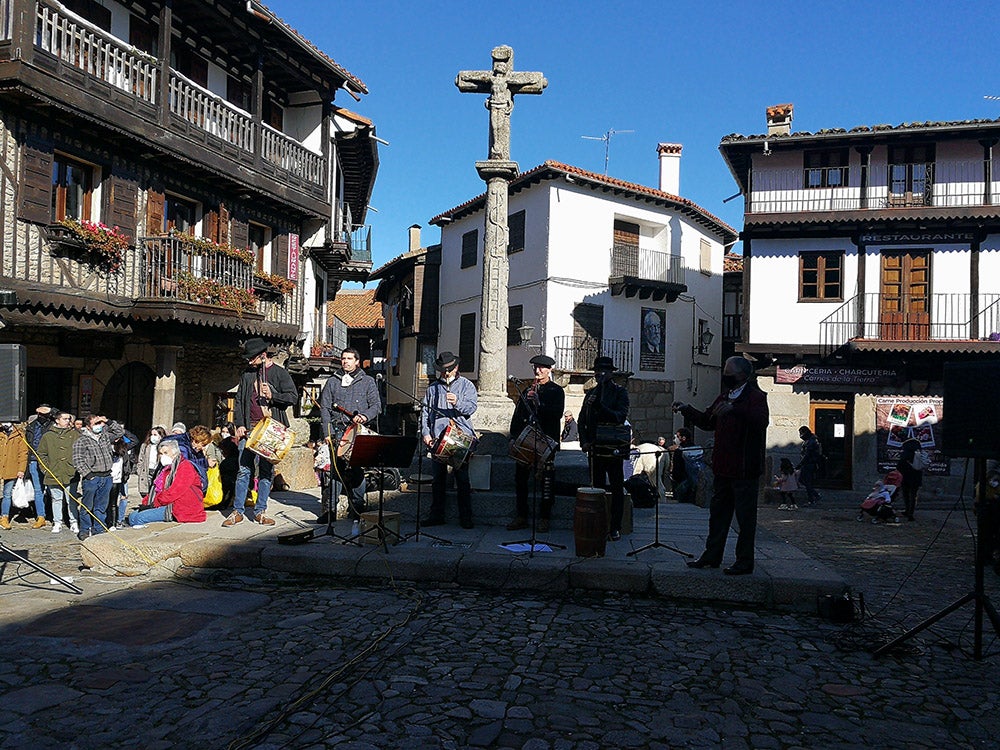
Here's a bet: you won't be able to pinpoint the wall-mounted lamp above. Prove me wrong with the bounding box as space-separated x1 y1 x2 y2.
696 325 714 355
518 323 540 350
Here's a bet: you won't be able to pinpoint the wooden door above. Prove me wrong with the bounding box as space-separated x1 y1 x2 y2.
879 250 930 340
809 400 851 489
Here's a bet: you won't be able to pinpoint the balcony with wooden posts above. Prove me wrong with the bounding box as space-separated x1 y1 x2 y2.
819 292 1000 357
608 244 686 302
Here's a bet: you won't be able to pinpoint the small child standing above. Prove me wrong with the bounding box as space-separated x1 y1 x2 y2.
774 457 800 510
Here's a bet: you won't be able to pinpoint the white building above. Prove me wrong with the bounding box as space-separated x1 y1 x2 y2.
719 105 1000 493
429 146 737 438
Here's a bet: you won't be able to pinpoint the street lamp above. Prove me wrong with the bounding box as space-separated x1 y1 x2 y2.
696 327 714 355
517 323 537 348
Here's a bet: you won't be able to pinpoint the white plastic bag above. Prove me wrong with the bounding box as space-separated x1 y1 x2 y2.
11 477 32 509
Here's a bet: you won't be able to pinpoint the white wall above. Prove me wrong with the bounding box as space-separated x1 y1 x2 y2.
285 104 324 154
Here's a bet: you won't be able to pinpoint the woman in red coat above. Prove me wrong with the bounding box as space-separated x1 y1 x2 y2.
127 440 206 527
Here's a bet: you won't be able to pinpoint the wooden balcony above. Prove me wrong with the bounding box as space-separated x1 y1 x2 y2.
608 244 686 302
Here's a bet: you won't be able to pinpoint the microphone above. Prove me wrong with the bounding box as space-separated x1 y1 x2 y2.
508 375 521 382
375 373 384 381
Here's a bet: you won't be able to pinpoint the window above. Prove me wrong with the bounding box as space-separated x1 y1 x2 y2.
263 99 284 131
248 222 270 273
699 238 712 276
164 194 197 234
461 229 478 269
227 75 252 112
63 0 111 30
459 313 477 372
507 305 523 346
799 251 844 301
51 154 93 222
804 149 849 189
128 15 157 55
889 144 934 207
172 46 207 88
507 210 525 254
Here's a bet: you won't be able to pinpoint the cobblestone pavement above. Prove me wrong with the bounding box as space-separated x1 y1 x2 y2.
0 496 997 749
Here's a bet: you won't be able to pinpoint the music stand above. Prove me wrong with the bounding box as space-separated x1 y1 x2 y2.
348 433 418 552
627 449 692 559
400 435 451 545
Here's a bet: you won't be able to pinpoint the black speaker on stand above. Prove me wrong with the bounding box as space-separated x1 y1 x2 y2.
0 344 26 423
875 361 1000 659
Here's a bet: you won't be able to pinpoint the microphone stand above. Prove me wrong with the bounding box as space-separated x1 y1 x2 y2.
504 377 565 556
382 376 451 545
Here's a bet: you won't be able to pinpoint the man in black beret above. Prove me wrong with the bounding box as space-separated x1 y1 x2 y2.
223 338 297 527
507 354 565 532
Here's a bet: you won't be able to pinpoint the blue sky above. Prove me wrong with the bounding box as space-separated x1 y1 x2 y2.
268 0 999 276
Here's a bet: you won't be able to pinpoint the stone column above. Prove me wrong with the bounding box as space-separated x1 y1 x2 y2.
151 345 181 428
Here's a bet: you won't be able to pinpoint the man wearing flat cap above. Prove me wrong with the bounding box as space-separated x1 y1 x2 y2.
224 338 297 527
507 354 564 532
420 352 478 528
578 356 630 541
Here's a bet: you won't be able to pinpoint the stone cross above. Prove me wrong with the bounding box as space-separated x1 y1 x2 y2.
456 45 547 162
454 47 546 425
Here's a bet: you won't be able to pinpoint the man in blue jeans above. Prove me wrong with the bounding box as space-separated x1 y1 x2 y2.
70 414 123 540
24 404 55 529
223 338 297 527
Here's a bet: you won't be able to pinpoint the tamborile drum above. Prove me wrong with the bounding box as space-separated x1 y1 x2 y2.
246 417 295 463
432 420 476 468
337 423 373 462
509 424 558 466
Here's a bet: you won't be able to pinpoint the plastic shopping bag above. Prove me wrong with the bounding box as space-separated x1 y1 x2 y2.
11 477 32 509
203 465 224 508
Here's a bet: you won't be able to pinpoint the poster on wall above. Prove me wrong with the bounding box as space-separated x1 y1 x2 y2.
875 396 949 476
639 307 665 372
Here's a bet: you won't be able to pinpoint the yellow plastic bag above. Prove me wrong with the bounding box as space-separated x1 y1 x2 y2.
203 465 224 508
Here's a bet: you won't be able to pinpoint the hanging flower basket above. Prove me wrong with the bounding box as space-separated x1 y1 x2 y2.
253 271 296 300
44 220 130 274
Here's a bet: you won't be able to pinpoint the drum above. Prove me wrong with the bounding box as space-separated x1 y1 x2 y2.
246 417 295 463
431 420 477 468
574 486 608 558
337 423 373 462
509 424 558 466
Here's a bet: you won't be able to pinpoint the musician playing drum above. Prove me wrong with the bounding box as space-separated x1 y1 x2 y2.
506 354 564 533
223 338 298 528
318 348 381 523
421 351 478 529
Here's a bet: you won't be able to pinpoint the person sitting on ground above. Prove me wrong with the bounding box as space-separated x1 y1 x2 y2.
774 457 800 510
858 481 899 524
127 440 206 527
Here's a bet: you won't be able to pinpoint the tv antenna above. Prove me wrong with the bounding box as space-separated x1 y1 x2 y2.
581 128 634 175
984 95 1000 101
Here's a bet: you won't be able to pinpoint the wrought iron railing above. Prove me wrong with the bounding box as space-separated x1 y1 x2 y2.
348 225 372 264
36 1 158 103
748 160 1000 213
819 292 1000 355
262 123 324 187
554 335 632 372
138 235 252 304
609 244 684 286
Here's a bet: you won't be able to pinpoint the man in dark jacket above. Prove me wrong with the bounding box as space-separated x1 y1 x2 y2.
507 354 565 532
319 347 381 522
24 404 54 527
223 338 298 527
675 356 769 575
37 410 80 534
578 356 630 541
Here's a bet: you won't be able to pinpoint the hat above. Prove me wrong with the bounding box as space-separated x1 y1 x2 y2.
171 422 187 434
529 354 556 368
434 351 459 371
243 338 269 360
592 356 616 372
36 404 52 414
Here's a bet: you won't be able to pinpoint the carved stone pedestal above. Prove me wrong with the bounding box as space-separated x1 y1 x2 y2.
473 393 515 456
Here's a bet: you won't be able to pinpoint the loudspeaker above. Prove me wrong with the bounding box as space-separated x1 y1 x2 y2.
942 361 1000 458
0 344 26 423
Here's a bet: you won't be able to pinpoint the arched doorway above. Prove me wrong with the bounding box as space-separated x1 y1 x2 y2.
100 362 155 437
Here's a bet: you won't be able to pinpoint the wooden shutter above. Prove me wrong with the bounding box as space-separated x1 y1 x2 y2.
507 210 525 254
273 232 289 276
17 140 54 224
461 229 478 268
459 313 477 372
203 209 219 242
145 188 165 235
218 204 230 245
105 172 139 239
231 214 248 250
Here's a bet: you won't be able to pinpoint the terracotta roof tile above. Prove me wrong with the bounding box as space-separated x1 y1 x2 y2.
721 117 1000 144
328 289 383 328
723 253 744 273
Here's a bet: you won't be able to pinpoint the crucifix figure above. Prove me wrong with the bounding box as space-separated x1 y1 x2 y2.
456 45 547 162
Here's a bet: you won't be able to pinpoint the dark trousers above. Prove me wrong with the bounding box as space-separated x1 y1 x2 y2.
799 464 821 503
515 460 555 520
589 454 625 533
332 457 367 518
900 482 919 519
428 460 472 523
703 477 759 566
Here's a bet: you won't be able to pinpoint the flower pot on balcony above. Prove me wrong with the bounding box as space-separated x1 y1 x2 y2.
43 222 129 274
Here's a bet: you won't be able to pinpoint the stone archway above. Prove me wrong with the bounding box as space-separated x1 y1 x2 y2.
100 362 155 436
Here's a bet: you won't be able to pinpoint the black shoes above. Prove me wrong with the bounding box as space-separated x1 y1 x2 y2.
686 556 720 569
723 563 754 576
608 530 622 542
421 517 446 527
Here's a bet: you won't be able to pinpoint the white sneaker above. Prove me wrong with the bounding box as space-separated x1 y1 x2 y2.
778 504 789 510
789 504 799 510
130 522 147 529
51 522 62 534
69 519 79 534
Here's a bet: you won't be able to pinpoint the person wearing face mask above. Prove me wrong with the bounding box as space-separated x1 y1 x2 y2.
0 420 29 530
127 440 206 527
71 414 124 540
420 351 478 529
674 356 769 575
137 426 168 499
36 411 81 534
318 347 381 524
24 404 55 527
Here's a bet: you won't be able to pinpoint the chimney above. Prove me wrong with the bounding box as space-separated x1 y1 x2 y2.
657 143 682 195
766 103 793 136
408 224 421 252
